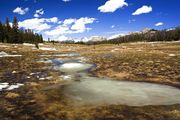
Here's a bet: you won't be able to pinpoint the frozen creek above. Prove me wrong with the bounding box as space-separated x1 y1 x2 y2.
49 56 180 106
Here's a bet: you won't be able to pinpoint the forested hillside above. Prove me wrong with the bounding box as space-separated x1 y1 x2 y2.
0 17 43 44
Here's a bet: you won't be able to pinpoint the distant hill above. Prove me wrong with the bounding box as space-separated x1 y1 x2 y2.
92 27 180 44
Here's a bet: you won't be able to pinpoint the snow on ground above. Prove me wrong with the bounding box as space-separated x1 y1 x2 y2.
23 43 35 46
39 76 53 81
0 83 9 91
61 75 72 80
0 83 24 91
39 47 57 51
38 43 44 46
0 45 9 48
0 51 22 57
6 83 24 91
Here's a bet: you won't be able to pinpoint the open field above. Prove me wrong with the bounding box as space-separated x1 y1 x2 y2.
0 42 180 120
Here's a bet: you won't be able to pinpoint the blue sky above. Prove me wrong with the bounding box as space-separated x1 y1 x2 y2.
0 0 180 41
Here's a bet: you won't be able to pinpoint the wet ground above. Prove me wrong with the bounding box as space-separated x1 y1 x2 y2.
0 42 180 120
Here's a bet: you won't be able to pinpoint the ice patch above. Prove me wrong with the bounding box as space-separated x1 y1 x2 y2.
0 51 22 57
39 76 53 81
23 43 35 46
61 76 180 106
0 83 24 91
6 83 24 91
61 75 72 80
1 45 9 48
59 63 94 73
39 43 44 46
0 83 9 91
39 47 57 51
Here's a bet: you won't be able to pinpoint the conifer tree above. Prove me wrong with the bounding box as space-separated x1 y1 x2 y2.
12 17 20 43
0 21 4 42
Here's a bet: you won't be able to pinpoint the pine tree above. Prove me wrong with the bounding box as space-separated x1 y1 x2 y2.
0 21 4 42
5 17 12 43
12 17 20 43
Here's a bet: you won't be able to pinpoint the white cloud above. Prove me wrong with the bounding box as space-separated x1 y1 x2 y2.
71 17 96 33
155 22 164 26
98 0 128 13
34 8 44 18
132 5 152 15
62 0 71 2
45 17 96 40
18 17 60 32
111 25 115 28
57 35 70 41
63 18 76 25
18 17 96 41
45 26 69 36
46 17 59 23
13 7 29 15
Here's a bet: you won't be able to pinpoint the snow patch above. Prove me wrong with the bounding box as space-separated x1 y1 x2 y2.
39 47 57 51
59 63 93 73
23 43 35 46
0 51 22 57
0 83 24 91
6 83 24 91
39 76 53 81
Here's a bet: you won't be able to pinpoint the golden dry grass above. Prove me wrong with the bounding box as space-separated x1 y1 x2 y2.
0 42 180 120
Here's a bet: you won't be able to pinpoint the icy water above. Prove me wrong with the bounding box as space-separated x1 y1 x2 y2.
50 57 180 106
61 76 180 106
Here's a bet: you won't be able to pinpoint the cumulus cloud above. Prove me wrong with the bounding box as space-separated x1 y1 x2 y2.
98 0 128 13
63 18 76 25
18 17 60 32
132 5 152 15
45 17 96 40
13 7 29 15
18 16 96 41
155 22 164 26
71 17 96 33
45 17 59 23
56 35 73 41
34 8 44 18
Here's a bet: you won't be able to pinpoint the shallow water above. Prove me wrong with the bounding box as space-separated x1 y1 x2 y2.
49 55 180 106
60 76 180 106
59 63 94 73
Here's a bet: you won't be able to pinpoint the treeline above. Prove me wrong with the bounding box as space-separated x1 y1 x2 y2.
71 27 180 45
0 17 43 44
104 27 180 44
